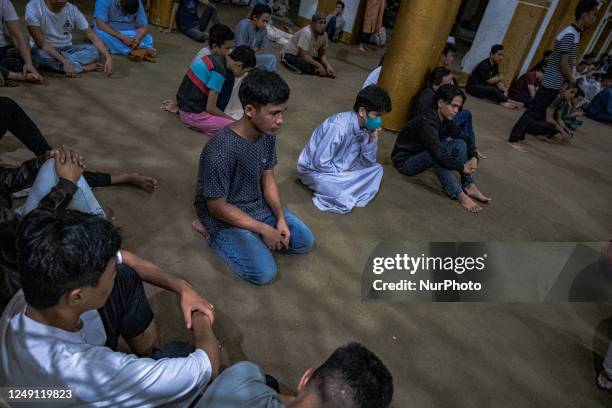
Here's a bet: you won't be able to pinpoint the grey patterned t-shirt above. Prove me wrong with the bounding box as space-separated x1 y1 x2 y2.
194 126 277 236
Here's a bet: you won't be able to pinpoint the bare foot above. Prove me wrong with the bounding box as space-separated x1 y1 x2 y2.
121 173 158 192
192 219 209 238
359 44 368 52
161 99 178 114
517 140 530 146
597 370 612 391
146 48 157 58
457 192 481 213
508 142 528 152
500 101 518 110
83 62 104 72
464 183 492 203
477 150 487 159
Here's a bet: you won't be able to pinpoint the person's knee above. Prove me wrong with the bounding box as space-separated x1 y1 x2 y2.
448 138 467 156
291 224 314 254
247 260 277 285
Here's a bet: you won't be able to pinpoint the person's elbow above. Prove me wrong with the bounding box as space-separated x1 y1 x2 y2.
206 198 225 218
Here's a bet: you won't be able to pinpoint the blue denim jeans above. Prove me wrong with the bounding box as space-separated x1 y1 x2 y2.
15 159 105 217
453 109 476 152
396 138 474 199
208 208 314 285
32 44 100 73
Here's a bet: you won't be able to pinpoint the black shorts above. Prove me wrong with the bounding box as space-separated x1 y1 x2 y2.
98 264 154 351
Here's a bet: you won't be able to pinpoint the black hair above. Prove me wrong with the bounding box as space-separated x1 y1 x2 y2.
433 84 466 106
543 49 552 58
429 66 452 87
229 45 256 69
574 87 585 98
353 85 391 114
490 44 503 55
121 0 140 14
18 210 121 310
209 24 235 48
575 0 598 21
443 43 456 56
307 343 393 408
239 68 290 109
251 3 272 18
336 0 345 9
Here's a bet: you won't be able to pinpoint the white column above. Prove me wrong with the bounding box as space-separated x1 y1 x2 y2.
461 0 519 74
298 0 319 20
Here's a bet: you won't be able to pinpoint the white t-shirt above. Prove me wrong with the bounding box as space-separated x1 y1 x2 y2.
362 66 381 89
0 291 212 407
25 0 89 48
282 25 327 57
0 0 19 48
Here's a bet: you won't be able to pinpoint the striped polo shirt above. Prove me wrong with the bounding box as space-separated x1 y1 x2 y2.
542 25 581 90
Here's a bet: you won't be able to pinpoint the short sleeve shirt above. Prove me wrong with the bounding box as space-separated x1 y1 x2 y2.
194 127 277 236
282 25 327 56
25 0 89 48
93 0 148 31
467 58 498 88
542 25 580 90
176 54 228 113
0 0 19 47
509 71 540 100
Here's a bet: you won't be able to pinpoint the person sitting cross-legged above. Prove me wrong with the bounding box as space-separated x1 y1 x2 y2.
392 84 491 214
0 208 220 406
176 45 255 136
192 69 314 285
297 85 391 214
466 44 522 109
0 0 43 85
93 0 155 58
281 13 334 78
196 342 393 408
26 0 113 77
176 0 220 43
235 4 277 71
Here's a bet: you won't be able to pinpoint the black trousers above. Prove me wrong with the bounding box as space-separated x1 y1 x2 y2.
508 86 559 142
0 46 23 78
466 83 508 103
98 264 154 351
0 97 112 187
281 54 322 76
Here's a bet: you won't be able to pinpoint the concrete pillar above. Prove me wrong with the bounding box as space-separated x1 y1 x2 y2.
461 0 519 74
378 0 462 131
501 0 552 82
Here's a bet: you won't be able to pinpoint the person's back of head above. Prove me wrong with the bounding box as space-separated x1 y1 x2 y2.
443 43 456 57
429 67 452 88
575 0 599 21
18 209 121 310
120 0 140 15
228 45 257 75
353 85 391 114
239 68 290 109
209 24 235 49
302 342 393 408
251 3 272 19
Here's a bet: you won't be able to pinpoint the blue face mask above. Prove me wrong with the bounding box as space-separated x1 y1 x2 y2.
365 115 382 130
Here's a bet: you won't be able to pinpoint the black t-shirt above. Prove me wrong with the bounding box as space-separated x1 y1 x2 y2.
194 126 277 236
467 58 499 90
176 54 230 114
392 109 477 170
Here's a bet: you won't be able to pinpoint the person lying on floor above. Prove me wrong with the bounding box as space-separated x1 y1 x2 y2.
392 84 491 214
193 69 314 285
196 342 393 408
466 44 522 109
412 67 486 159
0 96 157 192
235 4 277 71
26 0 113 77
281 13 335 78
297 85 391 214
0 0 43 85
0 208 219 406
93 0 155 58
176 45 255 136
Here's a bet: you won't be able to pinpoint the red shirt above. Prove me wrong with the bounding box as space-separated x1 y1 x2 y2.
509 71 540 100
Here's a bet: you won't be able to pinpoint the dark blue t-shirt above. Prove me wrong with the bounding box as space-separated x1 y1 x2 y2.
194 127 277 236
178 0 200 32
